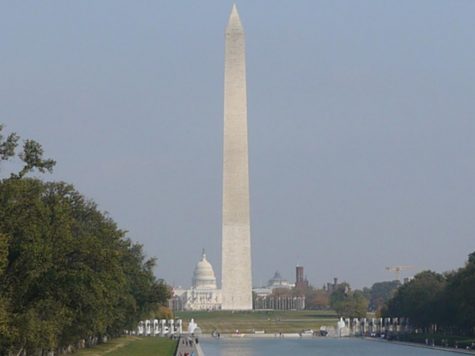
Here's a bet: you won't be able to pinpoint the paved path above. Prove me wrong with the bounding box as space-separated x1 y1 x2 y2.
175 335 205 356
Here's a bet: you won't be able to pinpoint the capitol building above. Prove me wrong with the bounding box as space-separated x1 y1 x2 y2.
169 250 306 311
170 251 222 311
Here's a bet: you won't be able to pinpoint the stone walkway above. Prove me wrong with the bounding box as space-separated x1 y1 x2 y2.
174 335 205 356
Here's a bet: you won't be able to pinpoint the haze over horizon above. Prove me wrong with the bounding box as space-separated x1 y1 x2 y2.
1 1 474 289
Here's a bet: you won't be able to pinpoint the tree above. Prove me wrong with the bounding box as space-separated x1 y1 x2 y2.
17 140 56 178
0 125 19 160
384 271 446 329
441 253 475 333
0 124 171 354
350 291 370 318
367 280 401 313
329 283 368 318
0 178 171 354
382 253 475 336
305 289 330 310
0 233 9 339
0 124 55 178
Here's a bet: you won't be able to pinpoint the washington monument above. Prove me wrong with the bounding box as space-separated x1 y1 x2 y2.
221 4 252 310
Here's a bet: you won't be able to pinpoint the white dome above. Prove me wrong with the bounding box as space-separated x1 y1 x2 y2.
192 250 217 289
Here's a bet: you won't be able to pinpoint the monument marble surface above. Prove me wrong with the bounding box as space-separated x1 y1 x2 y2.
221 4 253 311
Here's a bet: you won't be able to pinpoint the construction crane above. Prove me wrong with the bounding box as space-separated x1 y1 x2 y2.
385 265 415 283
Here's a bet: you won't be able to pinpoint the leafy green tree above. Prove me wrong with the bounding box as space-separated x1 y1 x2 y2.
0 124 55 178
384 271 446 329
0 178 170 354
382 253 475 336
441 253 475 333
0 233 9 338
350 290 370 318
329 283 368 317
17 140 56 178
0 125 171 354
367 280 401 313
0 125 19 160
329 282 350 307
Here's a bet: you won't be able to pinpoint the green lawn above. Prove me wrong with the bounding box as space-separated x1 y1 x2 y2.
76 336 177 356
176 310 338 334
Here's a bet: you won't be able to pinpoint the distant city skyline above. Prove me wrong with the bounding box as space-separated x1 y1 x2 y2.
1 1 474 289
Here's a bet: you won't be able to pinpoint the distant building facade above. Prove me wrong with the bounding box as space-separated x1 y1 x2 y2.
296 266 304 285
252 271 294 298
295 265 309 289
252 271 305 310
253 295 305 310
170 251 222 311
324 278 339 294
170 263 308 311
268 271 294 290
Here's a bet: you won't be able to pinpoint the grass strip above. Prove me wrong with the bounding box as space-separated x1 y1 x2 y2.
76 336 177 356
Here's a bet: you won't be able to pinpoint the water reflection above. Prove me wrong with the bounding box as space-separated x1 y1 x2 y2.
219 346 253 356
210 339 253 356
201 337 462 356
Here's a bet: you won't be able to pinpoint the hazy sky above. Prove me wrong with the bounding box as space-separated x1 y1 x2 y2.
1 1 474 289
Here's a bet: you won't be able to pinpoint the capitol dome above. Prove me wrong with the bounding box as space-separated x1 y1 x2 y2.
192 250 217 289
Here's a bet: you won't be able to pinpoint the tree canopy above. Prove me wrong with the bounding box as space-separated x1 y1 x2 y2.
0 178 171 354
384 271 446 329
329 283 368 318
0 124 55 178
365 280 400 313
384 256 475 335
0 124 171 354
